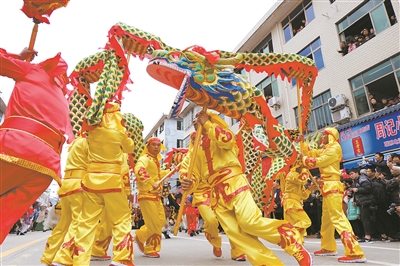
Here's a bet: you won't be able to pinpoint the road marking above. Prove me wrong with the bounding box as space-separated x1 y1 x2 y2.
0 236 48 259
367 260 399 266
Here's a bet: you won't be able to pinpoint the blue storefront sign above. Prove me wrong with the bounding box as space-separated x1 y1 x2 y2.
338 105 400 169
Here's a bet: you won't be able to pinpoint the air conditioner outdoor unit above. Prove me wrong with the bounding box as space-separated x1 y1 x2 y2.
268 96 280 108
328 94 347 110
331 106 351 124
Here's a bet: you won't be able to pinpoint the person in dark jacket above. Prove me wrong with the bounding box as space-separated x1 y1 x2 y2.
348 167 375 243
271 180 283 220
384 166 400 234
365 152 391 177
367 168 396 242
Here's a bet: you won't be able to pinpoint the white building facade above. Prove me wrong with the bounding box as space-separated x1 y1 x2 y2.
233 0 399 168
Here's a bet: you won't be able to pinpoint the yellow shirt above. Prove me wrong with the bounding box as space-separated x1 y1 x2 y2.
282 168 310 202
58 137 88 197
83 127 134 192
181 121 250 207
134 153 168 200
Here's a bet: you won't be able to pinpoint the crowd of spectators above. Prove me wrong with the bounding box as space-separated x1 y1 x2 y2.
9 201 52 235
341 152 400 243
293 19 307 36
369 93 400 112
338 27 376 56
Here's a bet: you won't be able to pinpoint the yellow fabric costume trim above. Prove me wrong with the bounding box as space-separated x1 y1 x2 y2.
0 154 61 185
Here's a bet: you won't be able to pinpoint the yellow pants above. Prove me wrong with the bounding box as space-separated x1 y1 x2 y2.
53 190 133 265
320 189 364 256
197 204 221 249
135 199 165 254
283 198 311 244
91 210 113 257
215 189 303 266
197 204 244 258
40 193 82 265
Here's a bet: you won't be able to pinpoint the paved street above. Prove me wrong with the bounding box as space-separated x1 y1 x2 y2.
1 230 399 265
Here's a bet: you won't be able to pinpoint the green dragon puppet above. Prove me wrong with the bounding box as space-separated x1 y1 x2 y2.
68 22 318 211
145 46 318 211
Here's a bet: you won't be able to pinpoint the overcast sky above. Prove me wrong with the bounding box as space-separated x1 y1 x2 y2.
0 0 277 136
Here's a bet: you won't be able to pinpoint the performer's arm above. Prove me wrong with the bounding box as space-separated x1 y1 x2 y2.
179 151 200 194
0 48 36 79
134 157 152 187
303 146 338 169
121 135 135 154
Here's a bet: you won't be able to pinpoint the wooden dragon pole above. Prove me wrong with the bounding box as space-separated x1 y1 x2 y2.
173 105 207 235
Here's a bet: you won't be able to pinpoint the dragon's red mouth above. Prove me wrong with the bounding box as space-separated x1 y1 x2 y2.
147 59 187 90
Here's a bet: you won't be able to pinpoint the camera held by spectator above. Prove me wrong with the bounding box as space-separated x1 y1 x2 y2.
387 203 398 215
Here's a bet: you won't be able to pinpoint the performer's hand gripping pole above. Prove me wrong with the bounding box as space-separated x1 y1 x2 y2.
173 106 206 235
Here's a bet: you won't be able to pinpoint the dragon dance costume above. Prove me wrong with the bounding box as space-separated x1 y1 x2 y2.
133 138 167 256
0 48 73 244
184 112 309 266
91 153 131 259
180 132 245 259
302 127 365 261
53 103 135 266
41 136 88 265
281 166 312 244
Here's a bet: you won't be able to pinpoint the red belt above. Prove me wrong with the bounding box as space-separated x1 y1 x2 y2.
0 116 65 154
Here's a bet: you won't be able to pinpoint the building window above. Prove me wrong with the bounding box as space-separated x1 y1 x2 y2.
231 118 239 126
337 0 396 54
292 38 324 87
183 135 191 148
276 115 283 126
159 122 164 134
183 111 193 130
294 90 333 133
153 130 158 137
281 0 315 43
330 0 336 3
177 120 183 130
256 75 279 100
253 33 274 54
176 139 183 148
350 54 400 116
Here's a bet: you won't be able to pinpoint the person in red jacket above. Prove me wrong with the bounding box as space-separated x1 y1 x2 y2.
0 47 74 244
183 195 198 237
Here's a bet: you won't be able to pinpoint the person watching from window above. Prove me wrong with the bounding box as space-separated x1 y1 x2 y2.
370 98 384 112
346 36 357 53
337 41 348 56
369 28 376 39
390 15 397 25
381 98 389 108
356 36 364 47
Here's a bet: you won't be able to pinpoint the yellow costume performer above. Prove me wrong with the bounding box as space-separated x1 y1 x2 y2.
40 137 88 266
91 153 131 260
302 127 366 263
180 132 246 261
53 102 135 266
280 165 312 245
133 138 167 258
181 111 312 266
